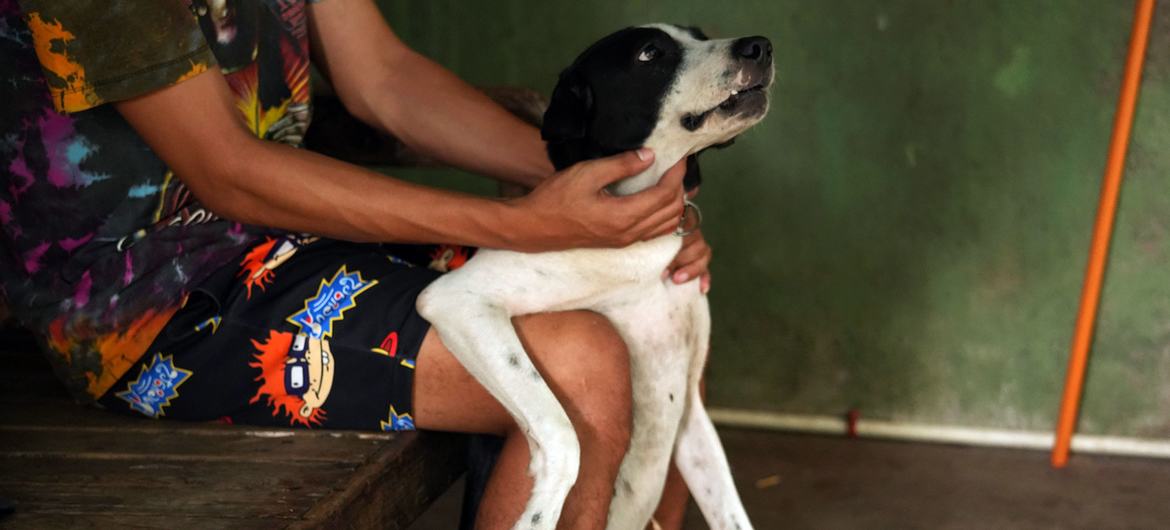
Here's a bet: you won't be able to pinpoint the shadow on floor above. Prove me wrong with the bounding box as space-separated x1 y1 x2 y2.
410 428 1170 529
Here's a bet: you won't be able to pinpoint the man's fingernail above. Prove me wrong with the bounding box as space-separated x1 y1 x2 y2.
674 271 689 283
661 269 670 280
701 278 711 294
636 148 654 161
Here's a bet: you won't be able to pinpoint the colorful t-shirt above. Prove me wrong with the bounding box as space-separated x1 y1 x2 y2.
0 0 315 401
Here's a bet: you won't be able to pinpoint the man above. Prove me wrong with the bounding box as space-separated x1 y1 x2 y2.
0 0 711 527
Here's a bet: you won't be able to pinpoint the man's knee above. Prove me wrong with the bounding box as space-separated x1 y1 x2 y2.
515 310 633 455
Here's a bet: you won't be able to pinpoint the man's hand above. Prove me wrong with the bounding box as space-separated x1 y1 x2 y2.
666 187 712 294
506 151 687 251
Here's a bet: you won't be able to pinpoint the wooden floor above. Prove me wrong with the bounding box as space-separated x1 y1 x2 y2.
0 330 465 529
413 428 1170 529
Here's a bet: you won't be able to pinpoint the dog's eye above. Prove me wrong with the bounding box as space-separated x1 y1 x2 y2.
637 44 660 62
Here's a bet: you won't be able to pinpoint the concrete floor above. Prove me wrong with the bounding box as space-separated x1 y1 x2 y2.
410 428 1170 529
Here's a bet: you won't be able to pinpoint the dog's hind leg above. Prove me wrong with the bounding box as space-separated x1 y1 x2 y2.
417 283 579 530
673 298 752 530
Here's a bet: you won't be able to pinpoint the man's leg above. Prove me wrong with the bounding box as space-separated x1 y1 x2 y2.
414 310 633 530
651 465 690 529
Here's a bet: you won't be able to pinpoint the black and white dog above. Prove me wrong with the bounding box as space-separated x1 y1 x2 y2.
418 24 773 529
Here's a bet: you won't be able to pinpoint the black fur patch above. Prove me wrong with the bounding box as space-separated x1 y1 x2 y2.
542 27 684 170
543 26 713 192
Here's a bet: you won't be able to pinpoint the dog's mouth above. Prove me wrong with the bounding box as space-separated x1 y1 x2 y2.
717 83 767 112
681 82 770 132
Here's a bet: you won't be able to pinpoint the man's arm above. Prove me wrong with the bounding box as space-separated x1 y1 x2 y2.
115 68 685 251
307 0 552 189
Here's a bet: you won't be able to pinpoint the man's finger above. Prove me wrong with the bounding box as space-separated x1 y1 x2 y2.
672 255 711 284
672 244 711 276
583 148 656 189
648 162 687 209
629 208 675 239
634 216 679 241
654 200 686 230
669 240 705 271
658 158 687 189
653 221 678 239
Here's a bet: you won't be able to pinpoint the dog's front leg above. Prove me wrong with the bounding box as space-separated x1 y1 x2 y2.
675 392 752 530
671 293 752 530
417 279 579 530
598 291 691 529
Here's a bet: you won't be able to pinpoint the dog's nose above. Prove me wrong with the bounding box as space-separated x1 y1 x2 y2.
733 36 772 63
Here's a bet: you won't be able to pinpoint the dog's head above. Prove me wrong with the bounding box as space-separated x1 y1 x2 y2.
542 24 773 192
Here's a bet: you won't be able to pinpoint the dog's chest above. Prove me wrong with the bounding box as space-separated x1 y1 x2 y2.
464 236 685 316
567 235 683 282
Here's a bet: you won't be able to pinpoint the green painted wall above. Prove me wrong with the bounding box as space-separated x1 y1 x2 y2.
375 1 1170 437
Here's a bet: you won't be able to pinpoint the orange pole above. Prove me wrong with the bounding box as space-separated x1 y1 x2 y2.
1052 0 1155 469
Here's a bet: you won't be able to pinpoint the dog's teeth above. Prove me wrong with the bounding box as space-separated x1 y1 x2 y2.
731 89 738 96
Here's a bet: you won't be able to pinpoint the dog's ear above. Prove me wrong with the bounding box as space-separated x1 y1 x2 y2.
541 66 593 143
684 154 702 192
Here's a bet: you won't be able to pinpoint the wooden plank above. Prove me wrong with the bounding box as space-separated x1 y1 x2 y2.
0 400 400 444
0 426 387 465
0 423 463 526
0 430 464 526
294 431 467 529
10 486 309 519
0 455 350 492
0 432 465 528
0 513 275 530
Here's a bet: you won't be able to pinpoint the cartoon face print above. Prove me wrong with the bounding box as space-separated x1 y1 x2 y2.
428 245 470 272
239 235 319 298
285 332 335 420
249 330 335 427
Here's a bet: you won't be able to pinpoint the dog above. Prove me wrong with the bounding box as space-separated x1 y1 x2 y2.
417 24 773 529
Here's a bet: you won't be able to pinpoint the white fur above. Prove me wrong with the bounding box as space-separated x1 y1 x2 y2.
417 25 768 530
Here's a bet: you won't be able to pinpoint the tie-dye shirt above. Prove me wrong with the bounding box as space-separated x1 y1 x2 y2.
1 0 315 401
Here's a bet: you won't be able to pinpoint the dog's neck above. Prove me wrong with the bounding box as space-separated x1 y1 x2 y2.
608 142 692 196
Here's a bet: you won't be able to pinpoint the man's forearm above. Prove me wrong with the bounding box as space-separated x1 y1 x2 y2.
221 138 528 248
361 49 553 188
307 0 553 188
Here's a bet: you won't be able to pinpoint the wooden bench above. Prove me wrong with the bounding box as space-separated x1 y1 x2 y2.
0 326 467 528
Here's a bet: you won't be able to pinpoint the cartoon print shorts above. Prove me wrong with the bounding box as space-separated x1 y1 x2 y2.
97 236 476 431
